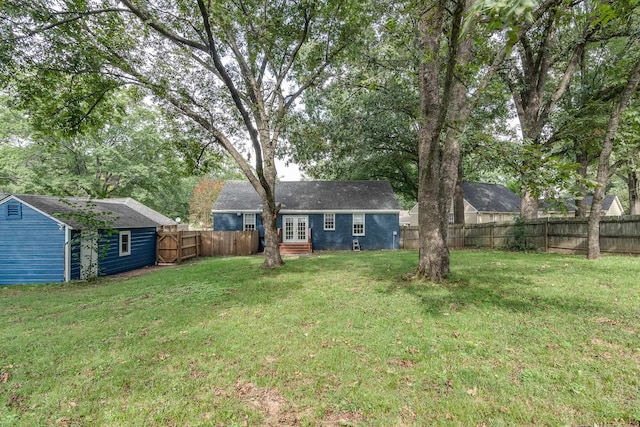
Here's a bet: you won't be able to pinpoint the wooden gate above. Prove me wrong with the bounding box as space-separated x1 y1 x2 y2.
157 230 259 263
157 231 200 264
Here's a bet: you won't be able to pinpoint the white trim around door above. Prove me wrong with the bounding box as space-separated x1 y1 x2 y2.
283 215 308 243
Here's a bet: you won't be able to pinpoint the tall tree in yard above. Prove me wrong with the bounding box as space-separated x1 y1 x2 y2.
588 56 640 259
413 0 549 279
499 0 607 219
1 0 367 268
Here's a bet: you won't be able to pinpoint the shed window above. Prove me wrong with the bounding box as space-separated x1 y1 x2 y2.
352 213 365 236
5 202 22 220
324 213 335 231
243 213 256 231
119 231 131 256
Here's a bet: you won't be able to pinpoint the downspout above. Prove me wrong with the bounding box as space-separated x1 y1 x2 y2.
64 225 72 282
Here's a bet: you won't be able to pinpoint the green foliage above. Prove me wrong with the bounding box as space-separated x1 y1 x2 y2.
467 0 538 32
56 199 117 280
287 69 420 200
1 251 639 424
508 216 535 251
0 93 228 220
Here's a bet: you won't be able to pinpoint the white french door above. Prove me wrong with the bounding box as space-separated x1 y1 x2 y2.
283 216 308 243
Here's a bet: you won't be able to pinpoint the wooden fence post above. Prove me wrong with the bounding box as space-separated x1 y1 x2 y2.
544 218 549 252
490 224 494 249
177 231 182 264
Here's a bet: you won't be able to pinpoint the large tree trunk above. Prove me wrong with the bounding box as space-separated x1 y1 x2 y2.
520 188 539 219
261 201 283 268
588 57 640 259
256 143 284 268
416 0 471 281
587 186 604 259
629 171 640 215
416 0 447 281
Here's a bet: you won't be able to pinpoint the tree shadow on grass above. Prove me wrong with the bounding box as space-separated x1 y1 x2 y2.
382 266 620 319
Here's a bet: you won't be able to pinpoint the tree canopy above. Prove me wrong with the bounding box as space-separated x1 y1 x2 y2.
1 0 374 267
2 0 640 275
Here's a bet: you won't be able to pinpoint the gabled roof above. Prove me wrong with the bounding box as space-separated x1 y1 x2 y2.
541 195 620 212
99 197 177 226
2 194 174 229
213 180 400 212
0 193 7 201
462 182 520 213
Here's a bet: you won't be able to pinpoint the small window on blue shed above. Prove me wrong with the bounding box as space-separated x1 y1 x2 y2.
5 202 22 220
119 231 131 256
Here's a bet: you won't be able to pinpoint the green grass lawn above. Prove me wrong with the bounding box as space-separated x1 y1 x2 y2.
1 250 639 426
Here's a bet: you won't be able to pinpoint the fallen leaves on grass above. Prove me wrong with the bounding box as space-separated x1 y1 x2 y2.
387 358 414 369
7 393 27 412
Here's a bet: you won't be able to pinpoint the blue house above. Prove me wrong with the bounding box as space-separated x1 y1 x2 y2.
212 181 400 253
0 194 175 285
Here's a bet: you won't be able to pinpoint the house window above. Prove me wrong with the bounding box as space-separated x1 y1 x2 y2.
119 231 131 256
352 213 365 236
324 213 335 231
5 202 22 220
449 211 455 224
243 213 256 231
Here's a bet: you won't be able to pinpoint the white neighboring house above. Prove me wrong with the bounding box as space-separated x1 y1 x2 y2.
409 182 521 225
538 195 624 217
399 210 411 226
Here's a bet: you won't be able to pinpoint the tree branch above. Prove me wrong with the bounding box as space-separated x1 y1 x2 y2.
119 0 209 52
195 0 264 182
15 8 130 39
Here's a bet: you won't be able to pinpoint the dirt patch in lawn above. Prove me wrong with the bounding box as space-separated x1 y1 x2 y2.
235 380 302 426
234 380 366 426
108 264 175 280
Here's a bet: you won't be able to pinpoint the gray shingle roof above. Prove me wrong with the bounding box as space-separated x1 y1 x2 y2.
542 195 618 212
463 182 520 213
213 180 400 212
7 194 172 229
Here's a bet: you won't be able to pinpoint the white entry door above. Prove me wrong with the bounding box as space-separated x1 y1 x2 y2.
283 216 308 242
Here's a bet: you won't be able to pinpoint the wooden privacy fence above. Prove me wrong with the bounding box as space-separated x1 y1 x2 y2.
400 215 640 255
200 230 260 256
157 230 259 264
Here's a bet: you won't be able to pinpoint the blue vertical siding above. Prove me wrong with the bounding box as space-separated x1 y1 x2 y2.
0 201 66 285
98 228 157 276
213 211 399 251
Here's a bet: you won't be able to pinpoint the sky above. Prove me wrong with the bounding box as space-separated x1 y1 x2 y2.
276 158 304 181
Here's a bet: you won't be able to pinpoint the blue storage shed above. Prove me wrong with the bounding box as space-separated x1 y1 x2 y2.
212 181 401 254
0 195 175 285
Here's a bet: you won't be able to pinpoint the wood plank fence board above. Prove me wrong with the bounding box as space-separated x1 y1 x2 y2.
157 230 259 263
400 215 640 255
